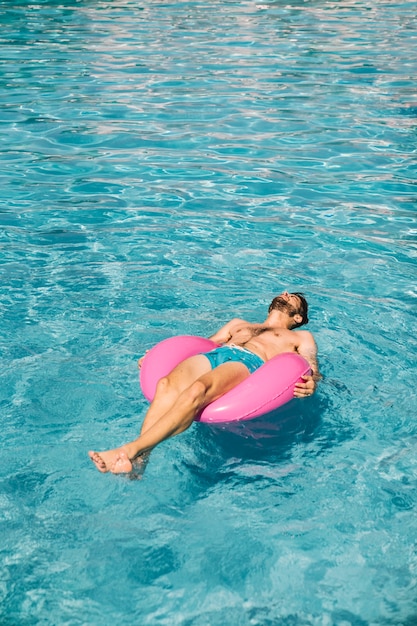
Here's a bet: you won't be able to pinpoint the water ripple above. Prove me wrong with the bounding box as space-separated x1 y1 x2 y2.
1 1 416 624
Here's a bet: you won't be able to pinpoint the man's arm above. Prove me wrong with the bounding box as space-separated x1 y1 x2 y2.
138 318 247 370
294 331 321 398
208 318 247 345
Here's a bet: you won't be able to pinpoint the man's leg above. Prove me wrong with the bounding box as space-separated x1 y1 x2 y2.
88 361 250 473
128 354 212 473
139 354 212 435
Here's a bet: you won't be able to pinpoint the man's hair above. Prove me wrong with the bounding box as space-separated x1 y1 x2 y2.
291 292 309 327
268 292 309 328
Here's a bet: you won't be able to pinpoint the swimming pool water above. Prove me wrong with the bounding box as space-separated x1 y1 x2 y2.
1 1 416 624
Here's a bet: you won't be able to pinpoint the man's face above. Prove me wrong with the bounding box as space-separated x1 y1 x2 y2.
275 292 302 317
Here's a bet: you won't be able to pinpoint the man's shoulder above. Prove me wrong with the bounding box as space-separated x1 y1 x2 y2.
228 317 250 327
293 328 316 342
294 328 314 336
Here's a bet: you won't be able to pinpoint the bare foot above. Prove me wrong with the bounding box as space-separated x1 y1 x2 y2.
88 447 133 474
126 455 150 480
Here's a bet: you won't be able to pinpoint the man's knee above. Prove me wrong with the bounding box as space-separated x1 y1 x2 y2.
155 372 203 400
181 379 208 408
155 375 172 395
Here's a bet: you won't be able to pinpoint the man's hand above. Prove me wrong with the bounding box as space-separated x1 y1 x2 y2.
137 352 149 369
294 375 316 398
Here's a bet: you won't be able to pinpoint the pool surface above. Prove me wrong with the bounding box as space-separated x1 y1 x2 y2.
1 1 416 624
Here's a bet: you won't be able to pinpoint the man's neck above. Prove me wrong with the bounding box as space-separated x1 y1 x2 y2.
263 311 293 330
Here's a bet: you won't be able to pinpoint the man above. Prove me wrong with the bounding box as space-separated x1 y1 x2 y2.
89 291 320 474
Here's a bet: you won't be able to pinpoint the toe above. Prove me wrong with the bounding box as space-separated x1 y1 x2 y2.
88 451 108 473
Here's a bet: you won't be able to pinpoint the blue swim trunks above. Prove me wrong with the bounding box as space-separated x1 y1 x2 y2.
202 345 264 374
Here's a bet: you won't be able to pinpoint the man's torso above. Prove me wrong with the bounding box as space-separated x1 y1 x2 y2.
224 322 304 362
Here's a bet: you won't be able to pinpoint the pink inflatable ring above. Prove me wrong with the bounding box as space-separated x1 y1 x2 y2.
139 335 311 424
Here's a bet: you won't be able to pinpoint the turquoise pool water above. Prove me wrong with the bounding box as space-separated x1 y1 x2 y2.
1 0 416 623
